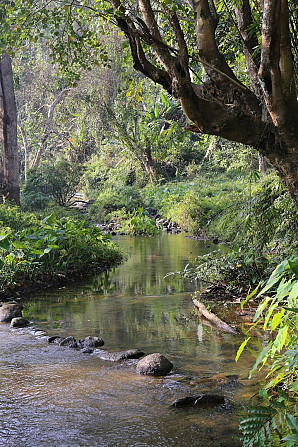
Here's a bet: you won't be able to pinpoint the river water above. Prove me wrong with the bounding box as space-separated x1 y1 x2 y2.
0 233 261 447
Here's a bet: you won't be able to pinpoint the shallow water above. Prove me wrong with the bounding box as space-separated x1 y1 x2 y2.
0 234 261 447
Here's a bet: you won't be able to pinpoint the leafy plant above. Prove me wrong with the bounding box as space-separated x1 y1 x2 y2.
236 259 298 446
122 208 159 236
0 211 122 295
22 159 84 209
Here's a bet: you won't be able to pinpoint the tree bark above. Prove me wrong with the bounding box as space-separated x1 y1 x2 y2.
0 54 20 205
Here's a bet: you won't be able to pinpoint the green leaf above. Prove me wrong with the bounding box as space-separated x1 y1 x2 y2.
291 381 298 391
271 309 285 331
288 260 298 277
283 307 298 313
282 434 298 442
42 214 57 225
235 337 251 362
285 413 298 433
288 281 298 301
273 325 288 352
0 235 10 250
241 286 259 309
249 344 271 377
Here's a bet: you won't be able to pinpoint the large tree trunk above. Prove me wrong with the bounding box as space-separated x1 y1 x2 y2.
108 0 298 209
0 54 20 205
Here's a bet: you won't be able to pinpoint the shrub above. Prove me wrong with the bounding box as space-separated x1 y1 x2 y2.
0 212 122 295
88 185 144 222
121 208 159 236
22 159 84 210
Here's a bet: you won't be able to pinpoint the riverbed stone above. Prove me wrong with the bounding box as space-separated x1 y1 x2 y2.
59 336 78 348
171 393 225 408
48 336 64 344
78 336 104 349
98 349 145 362
136 353 173 376
10 317 30 328
0 302 23 322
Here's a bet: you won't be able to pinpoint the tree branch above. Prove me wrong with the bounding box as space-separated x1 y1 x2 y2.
30 87 73 170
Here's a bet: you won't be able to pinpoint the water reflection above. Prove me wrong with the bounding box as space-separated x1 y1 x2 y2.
0 234 258 447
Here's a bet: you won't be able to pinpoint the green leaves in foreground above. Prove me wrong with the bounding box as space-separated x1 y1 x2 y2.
236 259 298 446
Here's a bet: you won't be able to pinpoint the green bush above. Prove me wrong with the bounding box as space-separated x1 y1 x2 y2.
0 204 39 231
121 208 159 236
88 185 144 222
0 211 122 295
22 159 84 210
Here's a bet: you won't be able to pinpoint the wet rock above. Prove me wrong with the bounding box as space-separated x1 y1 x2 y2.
10 317 30 328
81 347 94 354
59 336 78 348
78 336 104 349
48 336 64 344
171 394 225 408
99 349 145 362
0 302 23 322
136 353 173 376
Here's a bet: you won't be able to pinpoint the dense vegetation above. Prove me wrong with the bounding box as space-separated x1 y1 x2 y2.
0 1 297 445
0 206 122 298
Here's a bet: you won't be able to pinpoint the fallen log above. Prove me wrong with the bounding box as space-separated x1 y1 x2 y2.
192 298 237 334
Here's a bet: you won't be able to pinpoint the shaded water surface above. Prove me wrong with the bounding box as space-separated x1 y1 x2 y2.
0 234 259 447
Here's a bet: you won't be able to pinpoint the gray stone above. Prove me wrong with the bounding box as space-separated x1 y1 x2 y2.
48 336 64 344
78 336 104 349
136 353 173 376
99 349 145 362
59 336 78 348
0 302 23 322
10 317 30 328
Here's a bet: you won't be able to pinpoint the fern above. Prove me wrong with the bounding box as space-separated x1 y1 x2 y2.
240 405 278 446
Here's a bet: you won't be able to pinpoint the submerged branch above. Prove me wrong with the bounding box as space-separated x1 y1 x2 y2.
193 298 237 334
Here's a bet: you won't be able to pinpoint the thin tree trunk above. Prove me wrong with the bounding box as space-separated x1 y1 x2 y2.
30 88 73 170
258 153 266 173
18 123 29 180
0 54 20 205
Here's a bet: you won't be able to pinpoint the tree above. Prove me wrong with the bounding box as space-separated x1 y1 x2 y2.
105 0 298 208
1 1 297 207
0 54 20 205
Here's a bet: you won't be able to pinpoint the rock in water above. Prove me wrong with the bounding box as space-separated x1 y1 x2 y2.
171 394 225 408
136 353 173 376
10 317 30 328
48 336 64 344
58 336 78 348
78 336 104 349
0 302 23 322
98 349 145 362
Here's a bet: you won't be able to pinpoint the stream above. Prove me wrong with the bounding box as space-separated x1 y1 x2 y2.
0 233 261 447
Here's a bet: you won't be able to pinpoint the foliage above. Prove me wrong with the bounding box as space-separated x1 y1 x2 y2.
0 204 39 231
242 174 298 259
121 208 159 236
88 185 145 222
22 159 84 209
0 209 122 295
171 244 267 288
236 259 298 446
142 171 249 237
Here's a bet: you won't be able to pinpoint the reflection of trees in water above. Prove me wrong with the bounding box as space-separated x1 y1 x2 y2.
23 235 223 357
90 234 211 296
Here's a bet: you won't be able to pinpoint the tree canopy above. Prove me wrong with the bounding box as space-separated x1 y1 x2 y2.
1 0 297 206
